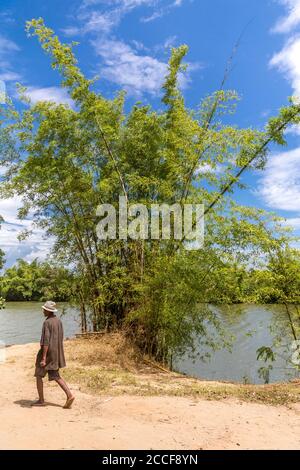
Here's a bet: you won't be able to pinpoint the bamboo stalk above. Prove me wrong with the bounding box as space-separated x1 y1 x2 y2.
75 331 106 337
143 358 171 373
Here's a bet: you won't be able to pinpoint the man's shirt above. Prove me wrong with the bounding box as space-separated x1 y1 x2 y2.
39 315 66 370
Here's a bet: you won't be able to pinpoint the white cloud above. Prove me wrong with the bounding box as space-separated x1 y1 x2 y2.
0 71 21 82
281 216 300 228
271 1 300 97
0 196 53 267
92 38 167 94
162 35 177 49
0 10 15 25
196 163 222 175
141 0 184 22
151 35 177 52
78 9 120 34
0 196 24 226
0 35 19 53
66 1 186 36
61 26 81 37
285 123 300 135
0 34 20 83
61 1 194 95
141 8 165 22
82 0 157 9
273 0 300 34
258 148 300 212
270 35 300 97
91 37 197 95
270 2 300 135
75 0 158 34
25 86 74 107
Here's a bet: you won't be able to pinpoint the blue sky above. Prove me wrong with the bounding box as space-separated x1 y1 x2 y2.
1 0 300 266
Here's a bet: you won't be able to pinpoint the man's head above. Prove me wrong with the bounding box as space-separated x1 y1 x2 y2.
42 301 58 317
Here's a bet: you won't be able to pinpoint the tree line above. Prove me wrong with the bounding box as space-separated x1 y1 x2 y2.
0 259 74 302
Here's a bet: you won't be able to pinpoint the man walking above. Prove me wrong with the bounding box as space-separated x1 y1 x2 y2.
32 301 75 408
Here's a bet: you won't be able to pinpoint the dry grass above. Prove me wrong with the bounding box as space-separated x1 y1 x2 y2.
64 333 145 371
62 334 300 406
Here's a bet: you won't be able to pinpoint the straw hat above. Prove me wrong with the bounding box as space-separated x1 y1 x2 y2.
42 301 58 313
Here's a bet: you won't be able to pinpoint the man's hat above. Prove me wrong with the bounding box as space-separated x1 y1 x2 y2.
42 301 58 313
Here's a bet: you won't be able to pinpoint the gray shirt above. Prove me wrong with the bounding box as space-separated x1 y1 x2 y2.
39 315 66 370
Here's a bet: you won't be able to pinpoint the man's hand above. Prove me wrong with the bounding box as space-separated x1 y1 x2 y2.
40 344 49 368
40 359 46 368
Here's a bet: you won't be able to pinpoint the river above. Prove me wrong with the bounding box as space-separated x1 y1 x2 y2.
0 302 299 384
0 302 79 345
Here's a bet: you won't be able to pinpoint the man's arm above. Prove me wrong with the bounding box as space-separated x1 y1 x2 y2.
40 321 50 367
40 345 49 368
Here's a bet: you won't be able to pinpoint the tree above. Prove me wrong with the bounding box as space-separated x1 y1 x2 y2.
0 248 4 271
1 18 300 363
0 216 5 270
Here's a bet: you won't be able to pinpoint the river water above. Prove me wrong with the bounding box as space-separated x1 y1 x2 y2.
0 302 299 384
0 302 79 345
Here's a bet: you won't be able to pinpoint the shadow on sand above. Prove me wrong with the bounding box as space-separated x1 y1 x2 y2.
14 399 62 408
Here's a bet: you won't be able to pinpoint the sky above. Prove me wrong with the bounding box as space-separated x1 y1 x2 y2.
1 0 300 266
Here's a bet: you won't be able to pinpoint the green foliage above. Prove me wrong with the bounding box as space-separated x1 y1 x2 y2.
257 347 276 362
0 259 74 301
0 216 5 270
241 248 300 305
258 365 273 384
126 251 228 362
0 249 4 271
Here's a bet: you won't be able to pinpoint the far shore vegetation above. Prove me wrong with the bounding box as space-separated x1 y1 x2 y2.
1 257 300 307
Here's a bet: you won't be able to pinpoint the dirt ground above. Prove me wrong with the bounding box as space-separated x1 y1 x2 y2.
0 341 299 450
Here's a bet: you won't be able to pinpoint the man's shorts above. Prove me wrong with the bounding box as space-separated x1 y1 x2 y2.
34 365 61 381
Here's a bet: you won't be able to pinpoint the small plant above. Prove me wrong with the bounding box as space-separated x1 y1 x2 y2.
258 366 273 384
256 346 276 363
256 346 276 384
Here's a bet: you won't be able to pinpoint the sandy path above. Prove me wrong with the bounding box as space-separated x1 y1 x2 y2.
0 342 299 450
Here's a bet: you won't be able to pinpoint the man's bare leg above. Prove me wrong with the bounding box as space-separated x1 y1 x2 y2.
36 377 44 401
55 377 75 408
32 377 45 406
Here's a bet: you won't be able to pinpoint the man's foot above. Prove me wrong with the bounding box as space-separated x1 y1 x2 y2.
31 400 46 407
63 396 75 409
